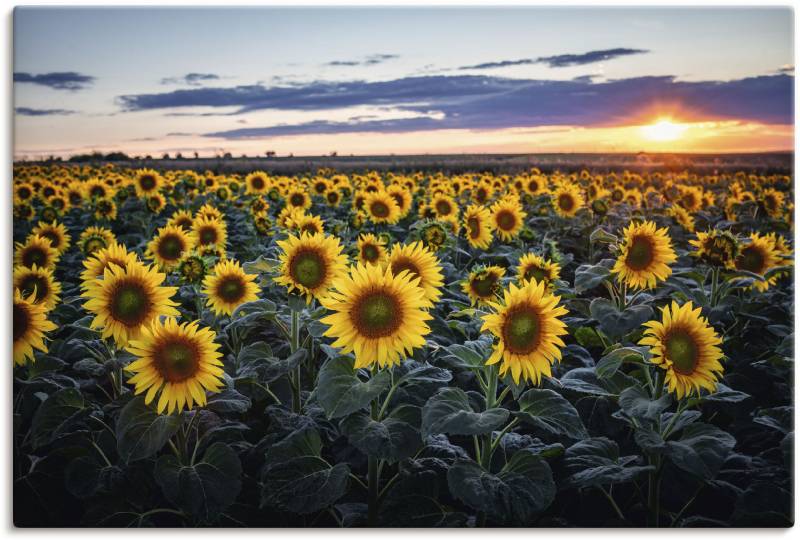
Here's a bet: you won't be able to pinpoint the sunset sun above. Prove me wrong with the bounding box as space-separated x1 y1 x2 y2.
640 118 688 142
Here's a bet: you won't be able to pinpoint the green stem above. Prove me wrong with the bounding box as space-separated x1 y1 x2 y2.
600 486 626 521
367 380 380 526
648 369 665 527
290 309 301 413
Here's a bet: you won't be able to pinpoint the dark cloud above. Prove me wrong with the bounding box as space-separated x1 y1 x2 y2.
459 48 648 70
15 107 77 116
161 73 221 86
326 54 399 67
13 71 95 90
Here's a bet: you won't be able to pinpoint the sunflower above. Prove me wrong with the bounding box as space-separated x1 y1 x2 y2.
94 198 118 221
517 253 561 288
64 183 85 207
689 230 740 269
462 265 505 306
13 264 62 310
286 187 311 210
79 226 117 255
364 191 401 224
759 188 786 219
462 205 494 249
612 221 677 290
430 194 458 220
81 242 141 286
320 263 432 369
735 233 782 291
14 235 59 270
134 169 164 197
147 225 192 271
178 253 208 285
31 221 71 256
245 171 270 195
288 213 326 236
324 188 342 207
202 259 261 316
167 209 195 232
125 318 224 414
385 241 444 307
191 216 227 251
13 289 58 366
82 261 180 346
639 301 724 399
14 182 35 205
85 178 110 200
481 280 569 384
357 233 388 266
276 232 349 302
386 185 413 216
490 198 526 242
551 183 585 218
667 204 695 232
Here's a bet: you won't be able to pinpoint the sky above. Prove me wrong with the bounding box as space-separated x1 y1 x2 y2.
13 7 795 158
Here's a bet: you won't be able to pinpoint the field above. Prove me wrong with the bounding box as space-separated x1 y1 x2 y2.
12 160 794 527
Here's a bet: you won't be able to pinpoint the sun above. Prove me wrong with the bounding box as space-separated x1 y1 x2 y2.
640 118 688 142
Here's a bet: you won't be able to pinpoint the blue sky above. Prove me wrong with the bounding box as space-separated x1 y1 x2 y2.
13 7 794 157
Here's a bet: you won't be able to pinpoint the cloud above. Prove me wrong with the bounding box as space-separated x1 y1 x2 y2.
458 48 648 70
13 71 95 90
161 73 221 86
325 54 399 67
15 107 77 116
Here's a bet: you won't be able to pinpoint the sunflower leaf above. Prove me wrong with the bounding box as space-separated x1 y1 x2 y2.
115 396 182 463
340 405 422 462
663 423 736 480
422 387 508 438
562 437 653 489
316 356 391 419
30 387 88 449
515 388 588 440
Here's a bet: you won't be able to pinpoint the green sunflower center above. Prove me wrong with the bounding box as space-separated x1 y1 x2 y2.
290 194 306 207
158 234 184 260
353 291 402 338
496 210 516 231
737 246 765 274
290 250 327 289
502 306 542 354
665 330 699 375
199 226 217 245
362 243 380 262
370 201 390 218
435 200 452 216
558 194 575 212
110 282 151 326
524 265 548 284
19 275 49 303
217 276 246 303
155 339 200 382
470 272 498 298
13 303 29 342
84 237 107 255
625 235 655 271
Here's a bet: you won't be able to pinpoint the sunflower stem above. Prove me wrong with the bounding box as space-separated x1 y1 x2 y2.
368 375 380 527
290 308 302 413
647 369 665 527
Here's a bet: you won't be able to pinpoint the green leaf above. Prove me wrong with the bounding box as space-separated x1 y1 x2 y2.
441 339 491 369
316 356 391 419
261 457 350 515
237 342 305 383
206 389 251 414
753 406 792 433
574 262 611 293
589 228 618 244
664 423 736 480
515 388 588 440
595 347 647 379
155 442 242 523
700 383 750 404
242 255 279 274
421 387 508 438
562 437 653 489
115 396 182 463
618 385 671 424
340 405 422 462
30 388 87 449
65 455 124 499
590 298 653 338
447 451 555 525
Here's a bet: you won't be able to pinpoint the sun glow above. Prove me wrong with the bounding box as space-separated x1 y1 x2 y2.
640 119 689 142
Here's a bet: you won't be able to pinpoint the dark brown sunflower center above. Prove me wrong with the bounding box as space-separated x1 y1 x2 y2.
41 231 61 249
153 339 200 383
390 193 404 208
362 243 380 262
216 276 246 303
19 275 49 303
139 175 157 191
301 223 320 234
370 201 390 218
176 217 193 231
98 200 113 214
109 282 151 326
327 192 339 203
158 234 185 260
467 217 481 239
13 303 29 342
90 186 106 198
502 306 542 354
352 291 403 338
558 194 575 212
737 246 766 274
625 235 655 271
198 226 217 245
665 329 699 375
476 188 488 203
18 187 32 199
524 265 548 284
435 200 452 215
290 250 327 289
69 192 83 205
391 258 420 280
612 189 624 201
314 182 327 194
251 177 265 190
290 194 305 207
43 187 56 198
22 247 48 268
528 181 539 192
470 272 498 298
496 210 516 231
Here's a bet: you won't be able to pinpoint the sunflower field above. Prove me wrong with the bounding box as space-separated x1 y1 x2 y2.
12 164 794 527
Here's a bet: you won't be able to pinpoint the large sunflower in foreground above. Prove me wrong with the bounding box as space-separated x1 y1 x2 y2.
125 318 224 414
81 242 141 286
490 198 526 242
320 263 432 369
462 265 505 306
639 301 724 399
551 183 584 218
481 280 569 384
356 233 388 266
13 264 62 309
275 232 349 302
463 205 494 249
147 225 192 271
517 253 561 288
14 235 59 270
31 221 71 256
82 261 180 346
612 220 677 290
386 241 444 307
735 233 782 292
364 191 401 224
13 288 58 366
202 259 261 316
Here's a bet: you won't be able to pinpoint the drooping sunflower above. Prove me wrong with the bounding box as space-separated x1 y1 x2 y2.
490 198 526 242
363 191 401 224
81 242 142 286
178 253 208 285
125 318 224 414
13 264 62 309
517 253 561 288
320 263 432 369
13 288 58 366
134 169 164 197
639 301 724 399
82 261 180 346
462 265 505 306
31 221 71 256
481 280 569 384
689 230 740 269
14 235 59 270
202 259 261 316
356 233 388 266
147 225 192 271
462 205 494 249
79 226 117 255
735 233 782 291
191 216 227 251
275 232 349 302
612 221 677 290
386 241 444 307
551 184 585 218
